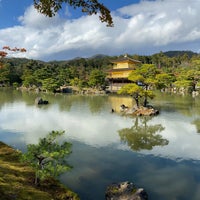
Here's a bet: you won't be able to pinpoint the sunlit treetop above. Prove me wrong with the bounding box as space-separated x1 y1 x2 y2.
33 0 114 27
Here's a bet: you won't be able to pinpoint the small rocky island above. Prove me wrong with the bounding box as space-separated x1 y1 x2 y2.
105 181 148 200
120 104 159 116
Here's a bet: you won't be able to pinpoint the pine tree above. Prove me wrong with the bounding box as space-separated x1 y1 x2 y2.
21 130 72 185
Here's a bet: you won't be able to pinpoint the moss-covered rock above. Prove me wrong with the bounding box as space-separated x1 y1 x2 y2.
105 181 148 200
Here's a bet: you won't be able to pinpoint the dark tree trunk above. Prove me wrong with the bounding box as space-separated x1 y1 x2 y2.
34 155 45 185
143 96 148 107
134 94 139 108
143 84 148 107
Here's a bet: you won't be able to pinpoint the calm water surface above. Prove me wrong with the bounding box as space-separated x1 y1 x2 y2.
0 88 200 200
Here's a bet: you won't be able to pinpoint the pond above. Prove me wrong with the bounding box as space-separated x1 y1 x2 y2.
0 88 200 200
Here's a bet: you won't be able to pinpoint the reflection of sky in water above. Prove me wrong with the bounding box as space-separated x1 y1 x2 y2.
0 101 200 161
61 141 200 200
1 95 200 200
0 102 131 147
141 112 200 161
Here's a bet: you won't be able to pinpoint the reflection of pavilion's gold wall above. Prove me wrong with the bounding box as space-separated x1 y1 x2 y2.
108 96 133 112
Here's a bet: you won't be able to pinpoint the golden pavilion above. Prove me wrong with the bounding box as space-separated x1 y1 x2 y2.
107 55 141 92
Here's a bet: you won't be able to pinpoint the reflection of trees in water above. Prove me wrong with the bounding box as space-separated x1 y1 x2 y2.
0 89 108 114
118 117 168 151
155 92 200 116
88 96 107 114
0 88 22 107
56 94 77 112
0 88 52 109
56 95 108 113
0 88 37 109
192 118 200 133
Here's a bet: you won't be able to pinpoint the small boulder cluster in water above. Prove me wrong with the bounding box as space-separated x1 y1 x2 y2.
105 181 148 200
119 104 159 116
35 97 49 105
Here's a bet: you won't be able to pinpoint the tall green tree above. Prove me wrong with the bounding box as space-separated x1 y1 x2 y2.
174 66 200 92
41 77 60 92
123 64 158 107
21 130 72 185
0 64 10 85
70 77 85 89
57 68 69 85
21 69 37 87
155 73 176 90
118 83 144 108
88 69 106 89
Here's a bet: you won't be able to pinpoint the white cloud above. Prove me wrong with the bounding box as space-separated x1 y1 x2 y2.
0 0 200 60
117 0 200 45
0 101 129 147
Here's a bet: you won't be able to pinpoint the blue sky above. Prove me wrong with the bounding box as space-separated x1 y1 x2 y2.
0 0 139 28
0 0 200 61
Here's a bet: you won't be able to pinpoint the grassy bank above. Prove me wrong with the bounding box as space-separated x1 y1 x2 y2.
0 142 79 200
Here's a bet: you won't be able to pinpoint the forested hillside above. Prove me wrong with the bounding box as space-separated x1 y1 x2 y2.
0 51 199 94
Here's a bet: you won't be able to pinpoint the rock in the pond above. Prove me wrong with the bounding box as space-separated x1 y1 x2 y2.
35 97 49 105
105 181 148 200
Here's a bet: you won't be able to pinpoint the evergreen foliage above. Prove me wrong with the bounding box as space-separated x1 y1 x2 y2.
21 130 72 185
118 64 158 107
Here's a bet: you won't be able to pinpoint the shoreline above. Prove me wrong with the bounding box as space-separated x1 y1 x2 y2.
0 141 79 200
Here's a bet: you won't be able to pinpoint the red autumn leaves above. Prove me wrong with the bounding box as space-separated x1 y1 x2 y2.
0 46 27 58
0 51 7 58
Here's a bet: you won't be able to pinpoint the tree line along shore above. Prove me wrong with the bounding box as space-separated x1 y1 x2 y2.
0 51 199 96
